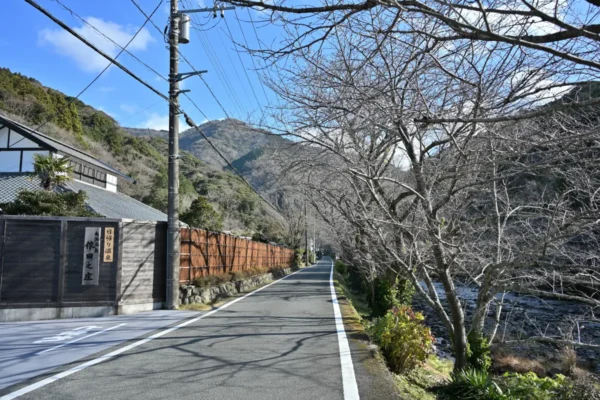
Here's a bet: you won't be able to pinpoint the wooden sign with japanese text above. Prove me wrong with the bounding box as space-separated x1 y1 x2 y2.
82 227 101 286
103 227 115 263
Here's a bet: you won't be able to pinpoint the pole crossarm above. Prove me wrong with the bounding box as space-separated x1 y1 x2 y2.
178 6 235 15
175 71 208 82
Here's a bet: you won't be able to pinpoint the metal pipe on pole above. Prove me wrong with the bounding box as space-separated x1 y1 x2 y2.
166 0 181 310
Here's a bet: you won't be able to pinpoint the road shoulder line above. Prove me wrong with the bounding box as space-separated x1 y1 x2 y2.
329 260 361 400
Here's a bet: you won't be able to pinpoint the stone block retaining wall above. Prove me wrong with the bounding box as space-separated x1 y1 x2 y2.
179 268 293 306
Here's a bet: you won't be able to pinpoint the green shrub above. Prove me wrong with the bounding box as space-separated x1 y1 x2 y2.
347 264 365 292
181 196 223 231
467 331 492 371
369 306 434 373
293 248 303 268
334 260 347 275
500 372 568 400
442 368 506 400
396 277 415 305
369 277 399 317
0 190 99 217
442 370 586 400
555 378 600 400
193 273 232 288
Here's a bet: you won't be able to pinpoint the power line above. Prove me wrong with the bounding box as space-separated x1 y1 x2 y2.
49 0 167 83
180 0 246 118
118 99 165 125
131 0 261 161
246 8 274 107
25 0 168 101
216 27 251 101
233 8 270 104
223 17 262 110
8 0 163 150
25 0 281 214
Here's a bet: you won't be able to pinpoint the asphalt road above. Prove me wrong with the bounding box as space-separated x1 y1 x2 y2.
0 310 199 391
1 258 363 400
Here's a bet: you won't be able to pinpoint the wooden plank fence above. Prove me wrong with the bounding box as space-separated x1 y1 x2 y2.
179 228 295 283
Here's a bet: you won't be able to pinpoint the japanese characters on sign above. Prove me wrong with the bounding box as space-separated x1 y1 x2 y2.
82 227 101 286
103 227 115 263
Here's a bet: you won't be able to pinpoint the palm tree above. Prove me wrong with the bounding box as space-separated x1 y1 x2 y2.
32 154 73 191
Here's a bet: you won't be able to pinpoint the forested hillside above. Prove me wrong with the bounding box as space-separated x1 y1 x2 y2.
0 67 285 236
125 118 288 170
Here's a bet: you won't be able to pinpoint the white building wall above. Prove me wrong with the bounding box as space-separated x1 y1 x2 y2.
106 174 118 192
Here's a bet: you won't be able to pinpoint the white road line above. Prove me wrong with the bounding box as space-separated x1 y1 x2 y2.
35 323 128 356
0 265 314 400
329 260 360 400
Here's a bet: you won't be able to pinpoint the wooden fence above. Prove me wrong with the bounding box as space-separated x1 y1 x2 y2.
179 228 295 283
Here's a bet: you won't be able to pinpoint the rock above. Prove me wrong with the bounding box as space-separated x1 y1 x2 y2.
222 282 236 297
200 289 211 303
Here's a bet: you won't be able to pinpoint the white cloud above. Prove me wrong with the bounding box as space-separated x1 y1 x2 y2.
39 17 154 73
138 113 169 131
120 104 138 114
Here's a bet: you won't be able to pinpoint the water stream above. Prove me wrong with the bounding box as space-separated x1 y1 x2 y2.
412 282 600 370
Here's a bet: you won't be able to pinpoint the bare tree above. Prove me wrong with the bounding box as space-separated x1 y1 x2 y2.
231 5 600 370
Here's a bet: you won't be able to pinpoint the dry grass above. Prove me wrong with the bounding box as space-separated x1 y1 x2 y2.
178 303 213 311
492 342 583 377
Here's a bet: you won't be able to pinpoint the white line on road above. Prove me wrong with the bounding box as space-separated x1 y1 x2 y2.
36 323 128 355
0 265 314 400
330 260 360 400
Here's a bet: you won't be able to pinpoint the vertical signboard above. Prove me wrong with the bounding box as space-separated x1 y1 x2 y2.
103 227 115 262
82 227 101 286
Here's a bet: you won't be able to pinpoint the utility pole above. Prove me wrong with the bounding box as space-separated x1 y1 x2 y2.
313 217 316 260
166 1 233 309
166 0 181 310
304 189 309 266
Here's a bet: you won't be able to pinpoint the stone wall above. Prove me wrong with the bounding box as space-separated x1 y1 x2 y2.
179 268 293 306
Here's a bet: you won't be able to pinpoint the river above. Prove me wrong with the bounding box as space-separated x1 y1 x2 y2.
412 282 600 371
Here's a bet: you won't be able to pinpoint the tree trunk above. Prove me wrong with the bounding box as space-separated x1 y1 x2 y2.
440 267 469 371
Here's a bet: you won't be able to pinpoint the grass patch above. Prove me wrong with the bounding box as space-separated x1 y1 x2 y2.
394 356 453 399
333 271 371 320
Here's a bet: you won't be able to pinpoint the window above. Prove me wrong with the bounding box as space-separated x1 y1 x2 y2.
20 151 49 172
0 152 21 172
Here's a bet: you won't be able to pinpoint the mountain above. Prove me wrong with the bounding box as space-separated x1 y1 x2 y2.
0 67 286 236
125 118 289 171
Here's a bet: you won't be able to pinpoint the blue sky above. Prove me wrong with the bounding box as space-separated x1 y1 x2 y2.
1 0 279 130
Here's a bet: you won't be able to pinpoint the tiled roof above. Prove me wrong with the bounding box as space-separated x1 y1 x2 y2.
0 114 134 182
67 180 167 221
0 173 167 221
0 173 41 203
